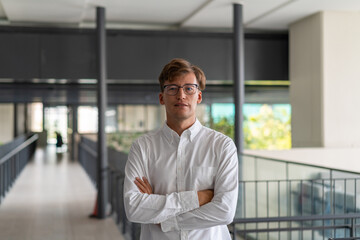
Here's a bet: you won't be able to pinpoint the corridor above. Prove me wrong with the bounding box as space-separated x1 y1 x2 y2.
0 145 124 240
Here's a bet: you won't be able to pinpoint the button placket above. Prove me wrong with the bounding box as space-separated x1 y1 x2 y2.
176 138 182 192
179 136 189 240
176 137 185 192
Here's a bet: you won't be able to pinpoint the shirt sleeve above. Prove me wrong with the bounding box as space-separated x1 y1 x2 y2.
124 139 200 224
160 139 238 232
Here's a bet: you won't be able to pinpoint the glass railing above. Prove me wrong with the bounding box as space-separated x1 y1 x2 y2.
234 153 360 240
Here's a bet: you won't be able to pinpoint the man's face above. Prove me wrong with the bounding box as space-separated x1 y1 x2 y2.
159 72 202 123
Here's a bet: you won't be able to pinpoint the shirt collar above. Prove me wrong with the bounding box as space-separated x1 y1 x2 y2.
186 119 202 142
162 119 202 144
162 122 178 145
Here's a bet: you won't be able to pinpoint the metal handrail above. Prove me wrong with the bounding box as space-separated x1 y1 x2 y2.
329 237 360 240
0 134 38 165
233 213 360 224
242 152 360 176
1 133 38 205
232 214 360 239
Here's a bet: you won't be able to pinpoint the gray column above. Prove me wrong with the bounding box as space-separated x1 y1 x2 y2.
233 3 245 155
96 6 109 219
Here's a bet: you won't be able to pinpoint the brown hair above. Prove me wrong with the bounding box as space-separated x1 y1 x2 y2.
158 58 206 91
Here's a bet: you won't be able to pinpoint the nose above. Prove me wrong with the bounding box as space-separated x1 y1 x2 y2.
176 87 186 99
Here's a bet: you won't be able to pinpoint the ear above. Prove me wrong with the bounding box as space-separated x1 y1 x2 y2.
159 92 165 105
197 91 202 104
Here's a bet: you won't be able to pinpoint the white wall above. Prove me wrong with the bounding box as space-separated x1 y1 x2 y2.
322 12 360 147
0 104 14 145
290 12 324 147
290 11 360 148
16 104 26 136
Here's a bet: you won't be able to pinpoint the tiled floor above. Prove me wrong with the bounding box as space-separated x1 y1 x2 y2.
0 146 125 240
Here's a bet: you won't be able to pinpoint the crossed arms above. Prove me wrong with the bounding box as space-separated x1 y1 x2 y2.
123 139 238 232
135 176 214 207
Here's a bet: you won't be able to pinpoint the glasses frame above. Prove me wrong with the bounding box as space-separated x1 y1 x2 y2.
163 84 199 96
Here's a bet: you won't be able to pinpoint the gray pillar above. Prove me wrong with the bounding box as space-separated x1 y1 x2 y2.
96 6 109 219
233 3 245 155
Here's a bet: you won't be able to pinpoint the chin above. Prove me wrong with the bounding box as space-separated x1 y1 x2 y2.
175 113 195 121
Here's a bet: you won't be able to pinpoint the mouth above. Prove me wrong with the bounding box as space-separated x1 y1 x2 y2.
174 103 188 107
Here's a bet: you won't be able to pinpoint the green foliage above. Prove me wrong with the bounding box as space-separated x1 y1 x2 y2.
212 117 234 140
212 105 291 150
107 132 144 153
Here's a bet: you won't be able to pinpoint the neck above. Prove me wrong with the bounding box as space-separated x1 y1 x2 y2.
166 117 196 136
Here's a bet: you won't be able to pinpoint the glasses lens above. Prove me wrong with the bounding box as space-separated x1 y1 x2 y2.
165 85 179 95
184 84 197 95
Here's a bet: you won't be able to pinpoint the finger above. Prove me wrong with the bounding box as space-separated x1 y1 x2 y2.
134 179 147 193
140 177 151 192
135 178 152 194
135 177 147 188
142 177 153 192
137 177 151 192
134 179 145 192
143 177 149 184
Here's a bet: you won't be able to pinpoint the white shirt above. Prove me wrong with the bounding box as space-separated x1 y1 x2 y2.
124 120 238 240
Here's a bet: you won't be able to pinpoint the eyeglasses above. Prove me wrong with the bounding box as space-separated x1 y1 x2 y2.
163 84 199 96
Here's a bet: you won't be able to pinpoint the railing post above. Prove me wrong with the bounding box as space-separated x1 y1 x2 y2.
355 179 357 212
351 217 355 237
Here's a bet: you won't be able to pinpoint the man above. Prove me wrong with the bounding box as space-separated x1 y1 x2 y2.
124 58 238 240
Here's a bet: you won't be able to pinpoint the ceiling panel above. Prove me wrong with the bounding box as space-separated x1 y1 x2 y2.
247 0 360 29
1 0 87 23
182 0 290 29
181 1 232 29
83 0 209 25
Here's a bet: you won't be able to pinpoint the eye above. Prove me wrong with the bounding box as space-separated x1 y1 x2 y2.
168 86 178 91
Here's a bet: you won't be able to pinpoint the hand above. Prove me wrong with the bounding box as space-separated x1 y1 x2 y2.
134 177 153 194
197 189 214 206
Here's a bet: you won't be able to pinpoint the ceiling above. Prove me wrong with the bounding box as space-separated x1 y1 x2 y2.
0 0 360 31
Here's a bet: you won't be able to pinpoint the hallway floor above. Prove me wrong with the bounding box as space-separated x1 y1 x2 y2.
0 145 125 240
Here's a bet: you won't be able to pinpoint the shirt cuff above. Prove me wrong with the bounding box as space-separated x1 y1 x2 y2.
179 190 199 211
161 216 179 232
